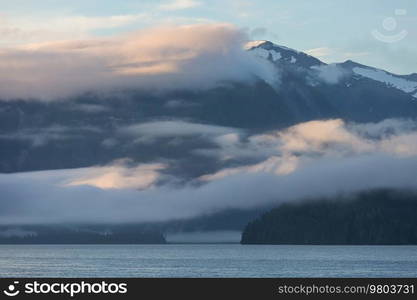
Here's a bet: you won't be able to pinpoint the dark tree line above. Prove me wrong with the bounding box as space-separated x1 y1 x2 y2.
241 189 417 245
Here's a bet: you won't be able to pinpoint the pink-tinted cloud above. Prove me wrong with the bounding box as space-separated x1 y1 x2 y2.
0 24 277 100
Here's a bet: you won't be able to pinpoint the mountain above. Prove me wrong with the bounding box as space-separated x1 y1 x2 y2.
241 189 417 245
247 40 417 123
249 40 417 99
1 41 417 237
1 40 416 174
246 40 323 68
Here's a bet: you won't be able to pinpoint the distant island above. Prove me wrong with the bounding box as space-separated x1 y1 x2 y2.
241 189 417 245
0 225 166 244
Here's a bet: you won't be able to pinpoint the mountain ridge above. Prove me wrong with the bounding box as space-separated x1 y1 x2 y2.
248 40 417 99
1 41 417 174
1 40 417 235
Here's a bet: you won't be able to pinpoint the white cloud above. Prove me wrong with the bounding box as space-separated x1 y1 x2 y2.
0 23 278 100
66 161 167 190
278 119 371 153
311 64 348 84
278 119 417 158
8 159 167 190
199 119 417 180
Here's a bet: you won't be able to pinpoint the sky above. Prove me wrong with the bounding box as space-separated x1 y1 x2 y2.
0 0 416 74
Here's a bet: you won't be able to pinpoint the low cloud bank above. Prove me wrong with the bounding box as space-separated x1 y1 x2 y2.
0 24 277 100
1 118 417 224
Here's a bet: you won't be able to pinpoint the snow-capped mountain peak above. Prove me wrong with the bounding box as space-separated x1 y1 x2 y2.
246 40 324 68
246 40 417 99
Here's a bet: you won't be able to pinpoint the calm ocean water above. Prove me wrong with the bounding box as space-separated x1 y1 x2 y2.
0 244 417 278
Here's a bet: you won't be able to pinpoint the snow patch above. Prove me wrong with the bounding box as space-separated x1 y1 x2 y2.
353 67 417 94
290 56 297 63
